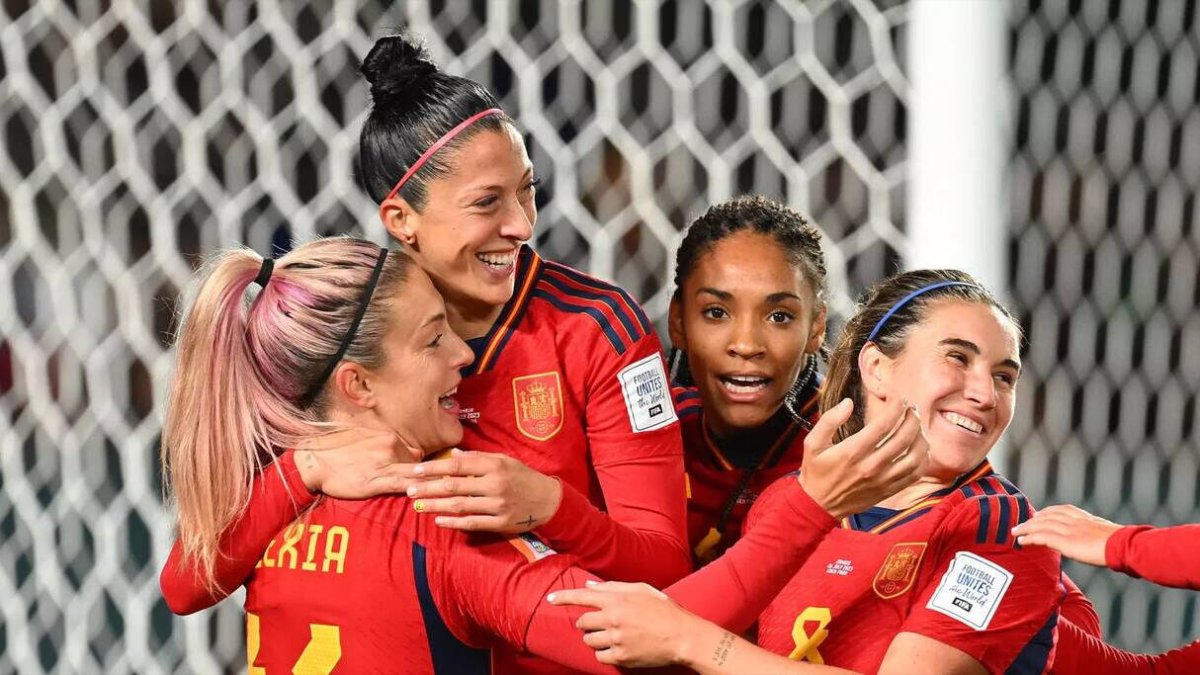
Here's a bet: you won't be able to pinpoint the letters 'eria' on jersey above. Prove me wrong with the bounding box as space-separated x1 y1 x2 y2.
243 473 609 674
752 462 1064 674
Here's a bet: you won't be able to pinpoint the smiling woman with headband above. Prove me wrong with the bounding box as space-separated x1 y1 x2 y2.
161 232 939 674
159 31 692 673
551 269 1067 674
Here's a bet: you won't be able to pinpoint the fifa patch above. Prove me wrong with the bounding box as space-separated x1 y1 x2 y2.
926 551 1014 630
617 354 677 433
512 372 564 441
508 533 557 562
872 542 926 598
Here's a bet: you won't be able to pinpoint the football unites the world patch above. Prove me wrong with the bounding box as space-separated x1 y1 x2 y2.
926 551 1014 630
512 372 564 441
617 354 677 433
872 542 927 599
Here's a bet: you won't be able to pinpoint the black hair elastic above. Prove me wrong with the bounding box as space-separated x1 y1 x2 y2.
253 258 275 287
298 247 390 407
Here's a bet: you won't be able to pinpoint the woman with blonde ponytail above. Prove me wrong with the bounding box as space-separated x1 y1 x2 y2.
161 237 930 673
163 238 415 590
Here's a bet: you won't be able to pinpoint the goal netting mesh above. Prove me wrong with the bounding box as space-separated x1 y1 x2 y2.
0 1 1194 672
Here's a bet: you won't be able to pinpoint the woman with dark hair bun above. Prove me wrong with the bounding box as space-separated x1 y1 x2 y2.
156 237 929 674
160 32 691 673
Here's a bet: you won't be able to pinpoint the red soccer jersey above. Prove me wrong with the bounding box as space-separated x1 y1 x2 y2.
161 247 689 675
453 247 689 586
243 493 610 674
1106 524 1200 590
675 379 819 565
753 463 1063 674
1051 618 1200 675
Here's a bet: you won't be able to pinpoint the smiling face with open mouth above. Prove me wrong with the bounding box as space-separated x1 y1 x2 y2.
362 268 476 457
388 125 539 335
870 300 1022 478
670 230 826 438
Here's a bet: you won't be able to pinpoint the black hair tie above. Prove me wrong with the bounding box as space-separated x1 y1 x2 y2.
254 258 275 288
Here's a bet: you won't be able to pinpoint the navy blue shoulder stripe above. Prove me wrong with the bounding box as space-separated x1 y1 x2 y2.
677 403 702 419
976 496 992 545
994 495 1013 545
994 475 1024 496
539 272 646 345
545 261 653 335
1013 493 1031 524
412 543 490 674
532 288 627 354
1012 494 1032 548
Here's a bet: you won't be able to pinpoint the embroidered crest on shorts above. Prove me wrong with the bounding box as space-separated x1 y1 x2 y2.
512 372 564 441
873 542 927 599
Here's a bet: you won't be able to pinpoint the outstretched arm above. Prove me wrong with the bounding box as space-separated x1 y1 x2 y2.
1013 505 1200 590
549 582 854 674
1050 618 1200 675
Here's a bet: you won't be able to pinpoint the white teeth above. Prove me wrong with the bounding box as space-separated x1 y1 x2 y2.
720 376 768 394
476 251 516 267
438 396 457 409
945 412 983 433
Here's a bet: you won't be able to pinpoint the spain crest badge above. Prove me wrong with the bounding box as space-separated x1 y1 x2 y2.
513 372 564 441
873 542 927 599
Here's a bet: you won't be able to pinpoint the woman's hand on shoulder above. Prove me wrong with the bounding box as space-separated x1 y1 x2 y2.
293 427 420 498
405 449 564 533
1010 504 1120 567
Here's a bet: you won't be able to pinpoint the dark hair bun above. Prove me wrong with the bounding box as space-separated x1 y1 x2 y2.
361 34 439 104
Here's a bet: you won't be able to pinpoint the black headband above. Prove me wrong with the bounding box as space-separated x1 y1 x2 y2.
253 258 274 287
298 247 390 408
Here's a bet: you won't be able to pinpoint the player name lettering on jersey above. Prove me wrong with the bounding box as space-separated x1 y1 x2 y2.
256 522 349 574
825 559 854 576
926 551 1014 630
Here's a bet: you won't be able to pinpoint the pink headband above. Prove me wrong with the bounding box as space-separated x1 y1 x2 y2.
383 107 504 202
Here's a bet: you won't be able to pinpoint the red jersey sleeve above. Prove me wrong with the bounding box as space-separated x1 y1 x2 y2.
667 476 837 633
536 330 691 587
437 534 618 674
1050 618 1200 675
901 494 1063 673
1106 524 1200 590
1059 572 1102 636
160 450 315 614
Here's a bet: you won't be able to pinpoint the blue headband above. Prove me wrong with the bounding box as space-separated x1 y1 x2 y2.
867 281 977 343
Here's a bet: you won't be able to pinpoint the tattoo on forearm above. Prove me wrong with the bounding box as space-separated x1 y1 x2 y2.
712 631 735 666
518 515 536 527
